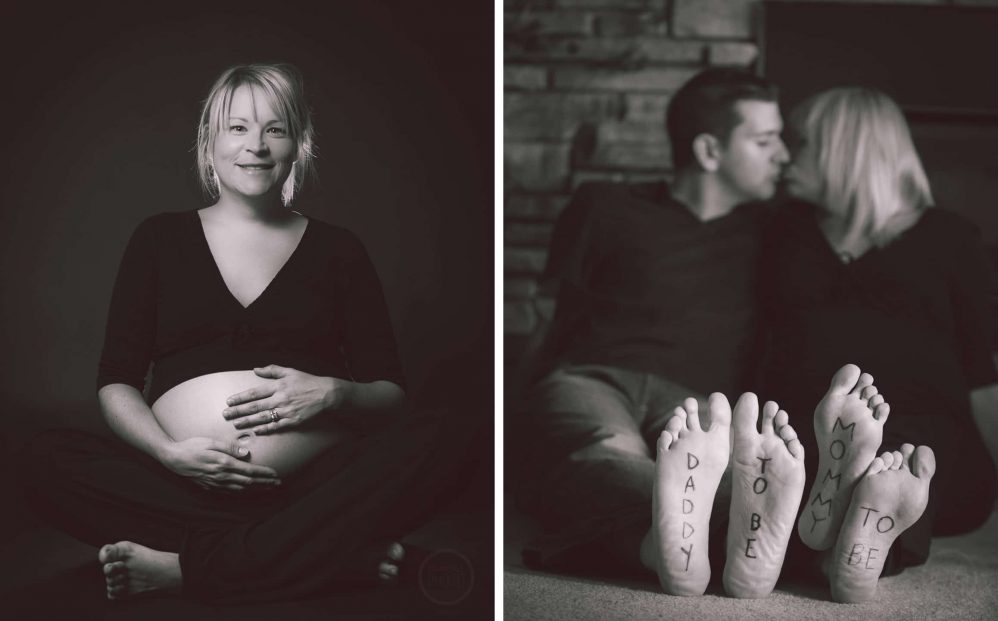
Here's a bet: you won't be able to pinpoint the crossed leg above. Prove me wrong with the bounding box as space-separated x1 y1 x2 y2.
25 412 470 603
98 539 407 600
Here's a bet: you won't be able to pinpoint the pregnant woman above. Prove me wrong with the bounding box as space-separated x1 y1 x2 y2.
761 87 998 600
22 63 446 603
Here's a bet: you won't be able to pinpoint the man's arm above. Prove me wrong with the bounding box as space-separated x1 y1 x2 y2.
507 291 558 407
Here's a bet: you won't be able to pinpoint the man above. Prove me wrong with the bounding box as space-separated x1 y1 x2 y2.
509 68 789 589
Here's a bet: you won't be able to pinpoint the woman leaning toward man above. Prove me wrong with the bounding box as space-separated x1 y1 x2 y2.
762 86 998 600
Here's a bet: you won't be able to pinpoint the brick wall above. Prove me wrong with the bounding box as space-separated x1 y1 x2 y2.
502 0 994 372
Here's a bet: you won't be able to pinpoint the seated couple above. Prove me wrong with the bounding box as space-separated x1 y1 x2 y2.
509 69 998 603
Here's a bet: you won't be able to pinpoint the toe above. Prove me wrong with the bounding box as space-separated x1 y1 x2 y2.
102 562 124 576
760 400 778 434
891 451 904 470
98 544 118 564
684 397 701 431
665 412 685 438
873 403 890 423
658 429 675 453
912 446 937 479
829 364 861 395
899 444 915 464
387 542 405 562
379 561 399 577
778 416 804 459
785 436 805 460
870 394 884 408
732 392 758 434
851 373 874 396
860 384 878 401
774 408 789 432
878 450 895 469
776 414 798 442
866 456 887 476
706 392 731 431
106 573 127 587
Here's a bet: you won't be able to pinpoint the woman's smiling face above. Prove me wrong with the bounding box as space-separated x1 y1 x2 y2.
212 85 296 203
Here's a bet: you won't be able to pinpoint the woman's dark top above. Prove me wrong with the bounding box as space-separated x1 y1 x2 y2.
97 211 405 405
542 181 770 397
760 201 997 528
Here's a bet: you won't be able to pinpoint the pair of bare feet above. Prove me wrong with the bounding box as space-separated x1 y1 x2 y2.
99 537 405 599
801 364 934 603
643 364 935 603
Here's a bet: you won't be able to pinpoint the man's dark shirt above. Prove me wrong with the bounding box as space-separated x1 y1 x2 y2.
541 181 769 397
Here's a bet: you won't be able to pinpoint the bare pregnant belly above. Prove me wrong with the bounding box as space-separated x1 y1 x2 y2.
151 370 348 477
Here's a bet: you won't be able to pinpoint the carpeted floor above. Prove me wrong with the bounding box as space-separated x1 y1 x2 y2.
504 503 998 621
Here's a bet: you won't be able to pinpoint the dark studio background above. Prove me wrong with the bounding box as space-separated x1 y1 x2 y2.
0 2 493 425
0 0 493 615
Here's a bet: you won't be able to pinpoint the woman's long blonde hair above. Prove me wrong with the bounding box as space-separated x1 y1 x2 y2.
789 87 933 246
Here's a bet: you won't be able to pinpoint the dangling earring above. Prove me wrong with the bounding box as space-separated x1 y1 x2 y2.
281 161 296 206
208 157 219 194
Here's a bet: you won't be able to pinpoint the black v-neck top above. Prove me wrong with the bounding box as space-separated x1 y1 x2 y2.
97 211 404 404
760 200 997 473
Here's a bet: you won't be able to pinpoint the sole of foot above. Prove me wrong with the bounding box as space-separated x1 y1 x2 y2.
723 394 806 598
651 393 731 596
99 541 182 600
830 444 935 603
798 364 889 551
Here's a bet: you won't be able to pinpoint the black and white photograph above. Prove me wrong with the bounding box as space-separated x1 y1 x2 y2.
1 1 493 618
503 1 998 619
7 0 998 618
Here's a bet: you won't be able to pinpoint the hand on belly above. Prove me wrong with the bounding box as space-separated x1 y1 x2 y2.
151 370 348 477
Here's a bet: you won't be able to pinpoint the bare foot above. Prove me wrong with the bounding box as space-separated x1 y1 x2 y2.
830 444 935 603
723 394 805 598
378 542 405 583
798 364 889 550
649 394 731 596
99 541 182 600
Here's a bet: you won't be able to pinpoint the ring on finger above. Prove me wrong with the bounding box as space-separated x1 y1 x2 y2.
269 408 281 423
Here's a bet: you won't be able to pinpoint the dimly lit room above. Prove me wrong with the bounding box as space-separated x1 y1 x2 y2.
0 1 493 618
504 1 998 619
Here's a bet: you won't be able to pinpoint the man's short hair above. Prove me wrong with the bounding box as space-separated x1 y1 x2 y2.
666 69 779 170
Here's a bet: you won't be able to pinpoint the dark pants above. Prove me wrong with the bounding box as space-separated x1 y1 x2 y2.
509 364 731 576
20 410 471 603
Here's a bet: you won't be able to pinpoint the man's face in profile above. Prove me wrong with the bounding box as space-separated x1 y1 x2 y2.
714 100 789 203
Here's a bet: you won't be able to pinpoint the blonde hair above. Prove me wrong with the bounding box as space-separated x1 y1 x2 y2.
196 63 316 205
789 87 933 246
